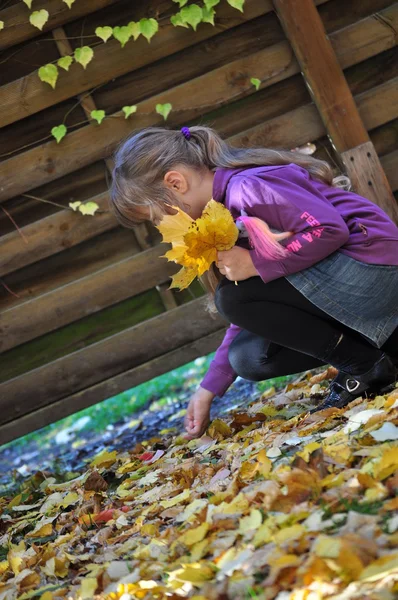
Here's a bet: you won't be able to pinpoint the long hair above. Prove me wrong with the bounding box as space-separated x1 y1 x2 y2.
110 125 348 303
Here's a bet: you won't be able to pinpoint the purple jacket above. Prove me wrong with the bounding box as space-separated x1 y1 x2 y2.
200 164 398 396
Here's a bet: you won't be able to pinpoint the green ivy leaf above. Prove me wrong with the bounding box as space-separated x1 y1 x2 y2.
180 5 203 31
202 6 216 25
227 0 245 12
156 103 172 121
172 0 188 6
139 18 159 42
122 105 137 119
250 77 261 91
204 0 220 8
57 56 73 71
170 13 189 28
95 26 113 43
63 0 75 8
113 26 131 48
29 9 49 31
127 21 141 41
69 201 82 211
23 0 33 8
51 124 67 144
90 110 105 125
74 46 94 69
38 64 58 89
0 21 4 31
78 202 99 216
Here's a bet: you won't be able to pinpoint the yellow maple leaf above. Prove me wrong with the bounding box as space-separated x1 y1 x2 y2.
157 206 193 245
372 446 398 480
157 199 238 290
297 441 322 462
274 524 306 545
90 449 118 468
178 522 209 546
313 534 341 558
238 508 262 534
159 488 191 508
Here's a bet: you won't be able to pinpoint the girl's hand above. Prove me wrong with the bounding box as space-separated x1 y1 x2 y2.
217 247 258 281
183 387 215 440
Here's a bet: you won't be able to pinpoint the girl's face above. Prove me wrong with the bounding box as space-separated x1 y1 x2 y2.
162 164 215 221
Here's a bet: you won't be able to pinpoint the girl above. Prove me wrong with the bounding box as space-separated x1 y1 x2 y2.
110 125 398 440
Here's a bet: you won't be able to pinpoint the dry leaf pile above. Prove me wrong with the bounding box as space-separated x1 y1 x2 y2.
1 369 397 600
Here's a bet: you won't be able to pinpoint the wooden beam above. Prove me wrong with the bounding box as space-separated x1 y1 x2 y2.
0 1 396 204
0 288 166 383
273 0 369 150
0 0 119 51
1 78 396 280
0 0 267 129
341 143 398 222
330 3 398 69
273 0 397 222
0 330 226 445
52 26 158 302
0 192 113 277
0 245 177 353
1 71 396 278
0 298 225 424
231 77 397 149
381 149 398 193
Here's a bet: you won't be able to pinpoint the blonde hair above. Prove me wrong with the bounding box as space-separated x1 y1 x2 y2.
110 125 348 301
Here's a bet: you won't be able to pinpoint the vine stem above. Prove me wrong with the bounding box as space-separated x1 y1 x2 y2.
1 205 28 244
22 193 108 214
0 279 20 298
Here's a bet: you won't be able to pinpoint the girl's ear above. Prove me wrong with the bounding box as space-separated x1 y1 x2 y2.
164 170 187 192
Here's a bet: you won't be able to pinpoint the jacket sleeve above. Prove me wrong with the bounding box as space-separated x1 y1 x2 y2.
200 323 241 396
229 174 350 283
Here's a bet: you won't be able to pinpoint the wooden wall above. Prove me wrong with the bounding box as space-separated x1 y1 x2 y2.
0 0 397 443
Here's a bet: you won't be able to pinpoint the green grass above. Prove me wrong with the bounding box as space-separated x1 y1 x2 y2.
0 353 215 453
1 350 292 456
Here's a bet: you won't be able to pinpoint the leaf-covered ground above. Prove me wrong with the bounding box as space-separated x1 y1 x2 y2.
0 368 397 600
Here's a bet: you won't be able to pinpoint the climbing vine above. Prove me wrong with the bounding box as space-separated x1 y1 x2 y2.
0 0 253 148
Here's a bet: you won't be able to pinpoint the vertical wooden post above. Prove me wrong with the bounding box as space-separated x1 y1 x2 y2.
273 0 398 223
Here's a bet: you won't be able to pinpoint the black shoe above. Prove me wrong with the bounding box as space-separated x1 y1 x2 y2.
310 353 397 414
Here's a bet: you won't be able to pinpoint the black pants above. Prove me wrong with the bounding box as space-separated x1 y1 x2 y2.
215 276 398 382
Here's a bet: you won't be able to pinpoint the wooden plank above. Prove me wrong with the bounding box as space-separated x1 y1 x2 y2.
0 298 225 424
341 143 398 222
1 78 396 282
0 245 177 353
0 329 226 445
273 0 369 150
381 149 398 193
0 192 114 277
319 0 396 34
0 160 108 234
52 25 158 302
0 0 267 129
0 0 120 51
0 228 140 312
0 3 396 203
330 3 398 69
273 0 397 220
1 72 396 266
0 289 166 383
230 77 397 151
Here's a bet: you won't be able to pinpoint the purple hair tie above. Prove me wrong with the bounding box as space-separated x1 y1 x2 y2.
181 126 191 140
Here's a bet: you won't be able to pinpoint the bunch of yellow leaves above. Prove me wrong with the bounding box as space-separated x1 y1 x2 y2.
157 199 239 290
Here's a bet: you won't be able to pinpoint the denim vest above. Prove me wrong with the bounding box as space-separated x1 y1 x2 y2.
286 251 398 348
237 210 398 347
